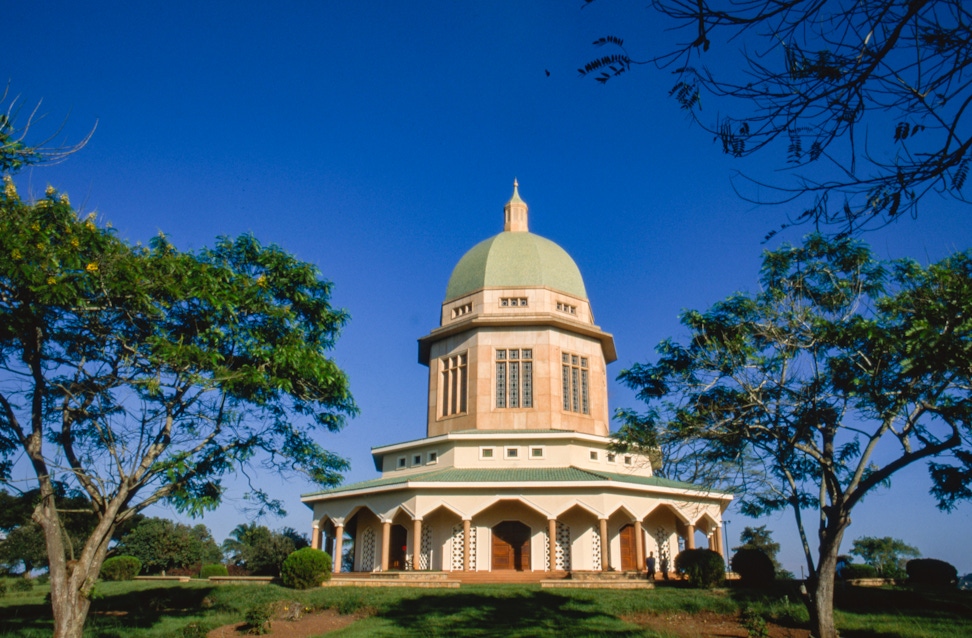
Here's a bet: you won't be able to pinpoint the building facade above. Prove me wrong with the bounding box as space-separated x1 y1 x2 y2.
303 183 730 575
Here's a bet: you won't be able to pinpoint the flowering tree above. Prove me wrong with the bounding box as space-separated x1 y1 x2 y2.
0 176 356 637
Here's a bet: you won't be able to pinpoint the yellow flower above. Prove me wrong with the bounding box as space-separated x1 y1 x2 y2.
31 222 41 232
256 274 268 288
85 221 96 232
86 262 99 273
3 176 17 200
71 237 80 248
59 193 70 205
47 276 57 285
11 249 22 260
45 185 56 197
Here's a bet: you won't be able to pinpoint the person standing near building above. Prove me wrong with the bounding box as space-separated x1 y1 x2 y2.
646 551 656 580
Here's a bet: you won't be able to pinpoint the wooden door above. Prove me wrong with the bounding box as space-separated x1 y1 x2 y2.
619 524 637 571
492 521 531 571
389 524 408 570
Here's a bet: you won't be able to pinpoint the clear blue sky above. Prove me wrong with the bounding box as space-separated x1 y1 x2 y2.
6 1 970 575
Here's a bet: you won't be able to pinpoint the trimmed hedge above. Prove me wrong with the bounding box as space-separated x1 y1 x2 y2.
731 548 775 587
280 548 332 589
100 555 142 581
199 563 229 579
907 558 958 587
840 563 878 580
675 549 725 588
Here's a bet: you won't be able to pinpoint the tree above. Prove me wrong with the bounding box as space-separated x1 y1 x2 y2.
580 0 972 236
115 517 222 575
849 536 919 579
1 85 93 172
615 235 972 638
733 525 785 577
222 523 303 576
0 487 141 575
0 176 357 637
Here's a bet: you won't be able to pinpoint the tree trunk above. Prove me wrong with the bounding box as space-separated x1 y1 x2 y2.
35 482 119 638
805 516 849 638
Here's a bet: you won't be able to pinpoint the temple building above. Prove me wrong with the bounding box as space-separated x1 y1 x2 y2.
302 183 730 576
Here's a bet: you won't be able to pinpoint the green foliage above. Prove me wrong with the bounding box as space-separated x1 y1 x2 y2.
280 548 332 589
243 601 275 635
223 523 303 577
11 577 33 592
732 548 775 587
850 537 920 579
674 549 725 588
840 564 879 580
0 579 7 597
740 607 769 638
198 563 228 579
0 175 356 634
906 558 958 587
99 556 142 581
117 518 222 575
733 526 784 578
615 235 972 636
180 621 206 638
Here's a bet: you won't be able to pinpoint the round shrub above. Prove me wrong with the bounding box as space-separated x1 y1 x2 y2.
12 577 34 592
674 549 726 588
840 563 878 580
100 555 142 581
906 558 958 587
731 548 775 587
199 563 229 579
280 548 332 589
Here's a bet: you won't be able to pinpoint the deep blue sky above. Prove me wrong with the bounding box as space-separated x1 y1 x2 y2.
6 1 970 574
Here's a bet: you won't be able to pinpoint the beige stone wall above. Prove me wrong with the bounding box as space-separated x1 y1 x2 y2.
440 288 594 327
426 326 610 436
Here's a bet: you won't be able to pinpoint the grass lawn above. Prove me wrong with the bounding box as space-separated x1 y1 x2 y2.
1 578 970 637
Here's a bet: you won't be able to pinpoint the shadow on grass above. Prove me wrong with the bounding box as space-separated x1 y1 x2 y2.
723 580 972 638
0 584 220 638
377 589 644 637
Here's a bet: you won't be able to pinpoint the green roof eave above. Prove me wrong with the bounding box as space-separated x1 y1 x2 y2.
301 466 732 502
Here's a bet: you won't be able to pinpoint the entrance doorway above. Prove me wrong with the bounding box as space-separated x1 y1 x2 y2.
619 524 638 571
389 524 408 570
491 521 531 571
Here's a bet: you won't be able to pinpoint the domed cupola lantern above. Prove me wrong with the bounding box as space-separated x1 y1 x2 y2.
419 181 616 437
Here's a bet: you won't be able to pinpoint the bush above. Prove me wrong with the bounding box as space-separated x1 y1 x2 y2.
244 602 275 635
674 549 725 588
906 558 958 587
12 577 34 592
100 555 142 581
731 548 775 587
280 548 332 589
840 563 878 580
199 563 229 579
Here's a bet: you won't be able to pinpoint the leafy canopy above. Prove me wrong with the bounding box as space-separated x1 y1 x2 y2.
849 536 920 579
0 178 357 520
615 234 972 637
115 517 222 575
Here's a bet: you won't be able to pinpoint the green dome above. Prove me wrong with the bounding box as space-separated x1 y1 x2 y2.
445 231 588 301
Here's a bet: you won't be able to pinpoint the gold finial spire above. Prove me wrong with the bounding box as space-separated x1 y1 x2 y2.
504 179 528 232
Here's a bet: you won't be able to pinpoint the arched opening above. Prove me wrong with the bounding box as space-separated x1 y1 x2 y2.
491 521 531 571
389 524 408 570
